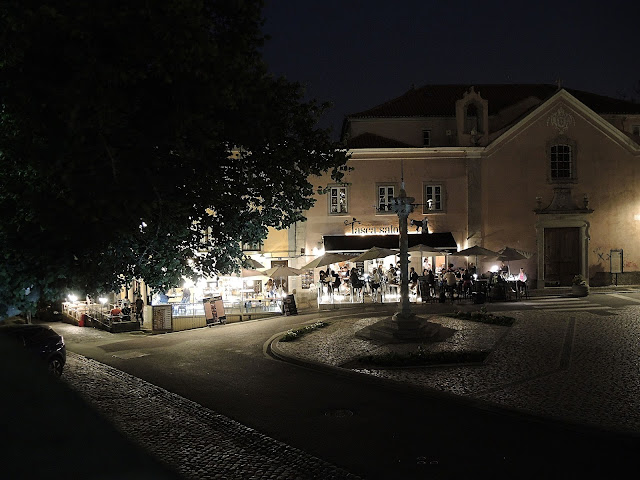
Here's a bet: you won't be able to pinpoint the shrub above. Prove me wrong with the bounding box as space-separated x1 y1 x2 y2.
280 321 329 342
355 347 488 367
572 274 586 286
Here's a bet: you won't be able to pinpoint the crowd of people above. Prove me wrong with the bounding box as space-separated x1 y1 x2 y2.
316 260 528 303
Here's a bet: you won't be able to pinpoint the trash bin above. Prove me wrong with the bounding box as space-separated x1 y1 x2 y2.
79 313 87 327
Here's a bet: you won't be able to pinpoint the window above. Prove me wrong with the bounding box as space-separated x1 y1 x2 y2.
547 137 577 183
550 144 572 179
329 185 348 214
377 185 395 213
422 129 431 147
423 184 444 213
241 241 262 252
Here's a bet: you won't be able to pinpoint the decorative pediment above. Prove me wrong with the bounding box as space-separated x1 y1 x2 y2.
546 106 576 134
535 187 593 214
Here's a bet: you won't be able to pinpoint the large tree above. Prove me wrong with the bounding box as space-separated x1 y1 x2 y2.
0 0 347 315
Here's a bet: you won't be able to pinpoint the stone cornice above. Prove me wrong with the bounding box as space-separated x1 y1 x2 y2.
347 147 485 160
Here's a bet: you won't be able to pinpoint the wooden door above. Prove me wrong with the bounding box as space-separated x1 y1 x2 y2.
544 227 580 286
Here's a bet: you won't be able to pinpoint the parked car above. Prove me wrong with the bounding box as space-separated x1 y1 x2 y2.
0 323 66 376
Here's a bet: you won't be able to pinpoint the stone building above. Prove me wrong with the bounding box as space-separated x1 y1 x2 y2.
258 84 640 291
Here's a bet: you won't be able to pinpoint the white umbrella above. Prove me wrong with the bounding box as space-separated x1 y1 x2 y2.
231 268 268 278
349 246 398 263
263 265 305 292
301 253 356 270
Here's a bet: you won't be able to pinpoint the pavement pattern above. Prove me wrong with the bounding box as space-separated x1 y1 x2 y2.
274 304 640 436
58 290 640 479
63 352 360 480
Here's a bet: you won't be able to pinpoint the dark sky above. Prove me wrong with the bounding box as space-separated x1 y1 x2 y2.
261 0 640 140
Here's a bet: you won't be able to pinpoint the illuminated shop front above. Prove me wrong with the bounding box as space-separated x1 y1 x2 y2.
151 273 283 319
309 231 456 305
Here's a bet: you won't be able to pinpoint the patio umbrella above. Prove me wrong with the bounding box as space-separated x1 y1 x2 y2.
349 246 398 263
408 244 441 270
449 245 500 270
229 268 268 306
498 246 535 275
231 268 268 278
263 265 305 292
498 246 534 261
244 258 265 269
301 253 356 270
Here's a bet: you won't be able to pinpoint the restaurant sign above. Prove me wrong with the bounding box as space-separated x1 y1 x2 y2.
348 224 400 235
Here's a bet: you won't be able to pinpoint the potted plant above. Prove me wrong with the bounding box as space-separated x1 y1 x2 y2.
571 274 589 297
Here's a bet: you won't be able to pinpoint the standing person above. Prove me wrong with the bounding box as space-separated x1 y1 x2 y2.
409 267 419 293
135 296 144 325
265 278 275 297
427 269 436 297
181 286 191 303
371 268 381 302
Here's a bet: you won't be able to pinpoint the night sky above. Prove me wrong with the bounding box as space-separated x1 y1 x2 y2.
262 0 640 139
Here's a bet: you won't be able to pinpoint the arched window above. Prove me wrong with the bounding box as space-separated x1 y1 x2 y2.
465 103 482 134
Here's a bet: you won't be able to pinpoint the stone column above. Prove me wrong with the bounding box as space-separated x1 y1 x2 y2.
392 188 417 326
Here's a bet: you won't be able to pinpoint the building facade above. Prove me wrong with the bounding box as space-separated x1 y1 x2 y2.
263 84 640 293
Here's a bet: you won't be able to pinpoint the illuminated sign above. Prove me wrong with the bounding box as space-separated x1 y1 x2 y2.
348 224 400 235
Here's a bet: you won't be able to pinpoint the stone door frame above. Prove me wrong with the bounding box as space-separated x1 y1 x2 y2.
535 214 591 289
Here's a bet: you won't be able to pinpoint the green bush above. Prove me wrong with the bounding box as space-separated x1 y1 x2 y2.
280 321 329 342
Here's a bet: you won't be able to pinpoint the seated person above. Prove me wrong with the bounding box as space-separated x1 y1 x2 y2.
444 270 457 296
517 267 528 294
349 267 364 295
330 270 341 293
386 264 397 284
500 262 509 277
121 303 131 320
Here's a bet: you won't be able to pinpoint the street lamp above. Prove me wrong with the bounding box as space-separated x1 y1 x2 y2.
344 217 361 234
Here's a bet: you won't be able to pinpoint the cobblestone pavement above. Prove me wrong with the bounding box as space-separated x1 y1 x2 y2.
273 304 640 436
63 353 360 480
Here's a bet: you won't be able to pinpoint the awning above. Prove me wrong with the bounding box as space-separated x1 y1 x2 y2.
323 232 457 254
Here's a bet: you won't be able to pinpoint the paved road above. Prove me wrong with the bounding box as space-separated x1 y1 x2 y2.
52 292 640 479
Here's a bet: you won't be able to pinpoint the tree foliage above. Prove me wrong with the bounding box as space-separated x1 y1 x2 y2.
0 0 347 314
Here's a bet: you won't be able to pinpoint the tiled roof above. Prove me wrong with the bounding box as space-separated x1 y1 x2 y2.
347 84 640 118
346 132 414 149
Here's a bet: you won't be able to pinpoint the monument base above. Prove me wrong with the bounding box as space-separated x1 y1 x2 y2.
355 313 455 343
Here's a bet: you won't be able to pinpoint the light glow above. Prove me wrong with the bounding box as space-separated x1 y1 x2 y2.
68 294 78 302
